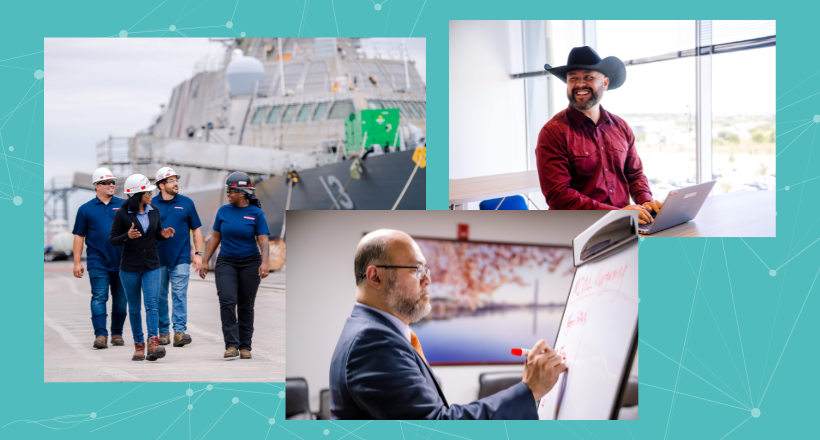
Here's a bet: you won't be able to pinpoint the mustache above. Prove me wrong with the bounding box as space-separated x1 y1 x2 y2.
572 87 593 93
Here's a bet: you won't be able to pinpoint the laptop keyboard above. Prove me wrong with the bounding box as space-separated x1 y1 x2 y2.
638 209 659 234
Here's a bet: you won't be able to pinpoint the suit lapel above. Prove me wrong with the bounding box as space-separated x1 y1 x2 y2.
351 306 449 407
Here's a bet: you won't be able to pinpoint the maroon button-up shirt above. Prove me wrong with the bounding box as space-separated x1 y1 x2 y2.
535 104 653 210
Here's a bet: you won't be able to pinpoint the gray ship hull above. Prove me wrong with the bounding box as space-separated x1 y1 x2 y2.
184 150 425 239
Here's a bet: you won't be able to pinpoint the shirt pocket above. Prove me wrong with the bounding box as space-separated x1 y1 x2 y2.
606 138 629 169
570 145 598 176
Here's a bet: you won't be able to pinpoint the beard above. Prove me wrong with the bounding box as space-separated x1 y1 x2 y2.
567 86 604 111
384 272 431 324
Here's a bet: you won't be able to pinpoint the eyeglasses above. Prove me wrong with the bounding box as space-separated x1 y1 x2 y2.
162 178 179 184
97 181 116 186
376 264 431 281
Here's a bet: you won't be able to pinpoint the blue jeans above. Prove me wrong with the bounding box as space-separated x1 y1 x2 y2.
119 268 161 344
159 263 190 334
88 269 127 338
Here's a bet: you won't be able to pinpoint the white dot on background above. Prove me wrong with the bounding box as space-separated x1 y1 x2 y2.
269 418 276 425
119 30 128 38
8 146 13 151
226 21 233 29
374 3 382 10
278 391 285 398
785 186 790 191
188 404 193 410
324 429 330 435
814 115 820 123
90 412 97 419
34 70 44 80
751 408 761 418
13 196 22 206
206 384 213 391
769 269 776 277
240 32 246 37
186 388 193 396
232 397 239 404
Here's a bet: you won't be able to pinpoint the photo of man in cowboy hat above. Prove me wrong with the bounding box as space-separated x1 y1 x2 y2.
536 46 662 225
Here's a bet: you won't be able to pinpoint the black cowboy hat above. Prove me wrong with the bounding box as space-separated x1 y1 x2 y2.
544 46 626 90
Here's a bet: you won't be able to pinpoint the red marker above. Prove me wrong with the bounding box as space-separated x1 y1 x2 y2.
511 347 567 361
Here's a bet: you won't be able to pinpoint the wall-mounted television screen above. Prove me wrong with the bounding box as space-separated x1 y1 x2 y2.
410 237 576 365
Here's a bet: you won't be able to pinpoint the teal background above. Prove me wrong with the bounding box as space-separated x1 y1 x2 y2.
1 1 816 439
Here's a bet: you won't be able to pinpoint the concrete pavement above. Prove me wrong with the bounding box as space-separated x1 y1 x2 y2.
44 261 285 382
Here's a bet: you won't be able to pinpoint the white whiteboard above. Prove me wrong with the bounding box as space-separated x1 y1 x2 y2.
538 241 639 420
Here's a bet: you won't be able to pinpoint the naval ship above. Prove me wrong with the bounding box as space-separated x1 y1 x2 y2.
77 38 426 241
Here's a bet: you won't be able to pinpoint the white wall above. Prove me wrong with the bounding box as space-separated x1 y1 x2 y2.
286 210 610 412
449 21 527 188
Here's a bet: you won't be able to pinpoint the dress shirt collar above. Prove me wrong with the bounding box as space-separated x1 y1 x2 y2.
128 203 153 215
356 302 411 343
567 103 612 128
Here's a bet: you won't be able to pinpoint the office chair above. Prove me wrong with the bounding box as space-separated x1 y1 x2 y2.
285 377 314 420
478 372 523 399
479 195 529 210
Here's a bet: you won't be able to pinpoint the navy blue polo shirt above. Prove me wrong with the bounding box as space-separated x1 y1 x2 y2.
72 196 124 272
152 193 202 267
213 204 270 258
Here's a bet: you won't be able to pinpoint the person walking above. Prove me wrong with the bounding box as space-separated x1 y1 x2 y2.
152 167 202 348
200 171 270 359
109 174 175 361
72 168 127 349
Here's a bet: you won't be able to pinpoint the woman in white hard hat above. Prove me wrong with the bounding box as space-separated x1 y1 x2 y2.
200 171 270 359
109 174 176 361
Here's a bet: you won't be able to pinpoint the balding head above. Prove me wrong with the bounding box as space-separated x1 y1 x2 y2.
354 229 415 285
354 229 431 324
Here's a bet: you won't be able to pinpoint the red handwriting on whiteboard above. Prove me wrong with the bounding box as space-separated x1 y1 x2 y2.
557 345 567 361
566 311 587 328
572 264 629 297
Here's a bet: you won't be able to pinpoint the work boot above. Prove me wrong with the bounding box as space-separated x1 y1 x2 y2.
93 335 108 349
224 347 238 358
111 335 125 346
132 343 145 361
146 336 166 361
159 334 171 345
173 332 192 347
240 349 252 359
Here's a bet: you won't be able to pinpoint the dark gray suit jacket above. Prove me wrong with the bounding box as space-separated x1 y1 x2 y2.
329 305 538 420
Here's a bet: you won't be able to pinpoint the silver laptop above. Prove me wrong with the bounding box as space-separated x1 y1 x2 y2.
638 180 717 235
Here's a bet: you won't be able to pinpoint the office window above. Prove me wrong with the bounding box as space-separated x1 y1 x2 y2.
265 106 282 124
384 100 409 118
603 56 697 199
328 101 354 119
711 46 775 194
312 102 328 121
250 107 268 125
281 104 298 123
296 104 313 122
367 100 383 109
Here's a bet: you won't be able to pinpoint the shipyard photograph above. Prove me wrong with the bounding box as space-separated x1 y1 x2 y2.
43 37 427 382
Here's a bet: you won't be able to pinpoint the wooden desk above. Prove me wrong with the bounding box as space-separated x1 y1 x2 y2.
641 190 775 237
449 170 541 208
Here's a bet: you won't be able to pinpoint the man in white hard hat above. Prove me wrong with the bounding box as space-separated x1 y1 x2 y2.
72 168 127 349
152 167 203 347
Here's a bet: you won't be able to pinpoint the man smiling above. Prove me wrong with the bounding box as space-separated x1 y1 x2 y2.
536 46 662 225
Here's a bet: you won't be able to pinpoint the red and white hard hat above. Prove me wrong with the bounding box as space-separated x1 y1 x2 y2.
92 167 116 184
123 174 156 197
155 166 180 183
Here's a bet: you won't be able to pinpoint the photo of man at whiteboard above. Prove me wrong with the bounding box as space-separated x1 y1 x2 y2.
285 210 639 420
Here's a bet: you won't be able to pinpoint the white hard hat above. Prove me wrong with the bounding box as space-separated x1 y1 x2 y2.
123 174 157 197
92 167 115 184
155 166 180 183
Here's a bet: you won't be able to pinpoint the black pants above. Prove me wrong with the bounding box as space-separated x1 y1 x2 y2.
215 253 261 351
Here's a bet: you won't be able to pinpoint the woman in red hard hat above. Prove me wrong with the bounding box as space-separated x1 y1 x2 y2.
200 171 271 360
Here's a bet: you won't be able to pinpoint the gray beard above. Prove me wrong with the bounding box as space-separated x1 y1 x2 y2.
568 88 603 111
384 273 431 324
